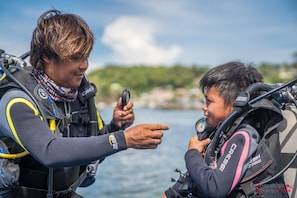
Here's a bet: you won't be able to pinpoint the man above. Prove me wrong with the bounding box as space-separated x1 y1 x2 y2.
0 9 169 197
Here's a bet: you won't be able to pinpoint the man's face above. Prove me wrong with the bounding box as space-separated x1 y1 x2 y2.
44 58 88 88
202 86 233 128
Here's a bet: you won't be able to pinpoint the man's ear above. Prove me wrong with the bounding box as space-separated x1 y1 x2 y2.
43 56 50 63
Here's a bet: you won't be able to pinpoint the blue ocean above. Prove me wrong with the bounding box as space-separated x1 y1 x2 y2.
77 108 203 198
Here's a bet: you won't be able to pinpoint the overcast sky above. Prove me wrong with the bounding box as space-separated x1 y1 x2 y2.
0 0 296 71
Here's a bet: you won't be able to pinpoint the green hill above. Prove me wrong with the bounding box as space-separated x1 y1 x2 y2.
88 63 297 104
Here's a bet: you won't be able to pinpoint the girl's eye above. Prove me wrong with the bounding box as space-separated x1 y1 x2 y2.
203 98 209 105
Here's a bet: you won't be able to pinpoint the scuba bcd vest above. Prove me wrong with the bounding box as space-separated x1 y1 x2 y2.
0 50 104 197
171 78 297 198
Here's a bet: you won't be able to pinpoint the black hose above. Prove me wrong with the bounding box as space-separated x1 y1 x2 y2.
0 61 47 122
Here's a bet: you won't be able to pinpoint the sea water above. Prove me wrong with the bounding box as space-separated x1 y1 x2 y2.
77 108 203 198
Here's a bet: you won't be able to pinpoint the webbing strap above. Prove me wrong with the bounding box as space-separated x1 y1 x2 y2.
281 152 297 169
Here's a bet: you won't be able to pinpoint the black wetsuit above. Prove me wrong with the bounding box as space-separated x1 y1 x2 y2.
0 76 127 197
164 100 289 198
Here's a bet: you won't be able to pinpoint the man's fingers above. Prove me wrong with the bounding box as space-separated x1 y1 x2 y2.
152 138 162 146
150 131 164 139
122 101 133 111
124 124 169 149
141 124 170 131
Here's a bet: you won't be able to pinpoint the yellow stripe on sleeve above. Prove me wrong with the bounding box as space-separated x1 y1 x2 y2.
6 97 42 154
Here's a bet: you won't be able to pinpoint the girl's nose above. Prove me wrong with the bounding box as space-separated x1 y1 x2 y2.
202 103 207 112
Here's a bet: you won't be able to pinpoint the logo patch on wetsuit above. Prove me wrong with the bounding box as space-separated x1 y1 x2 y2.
35 85 48 100
108 134 118 149
248 154 262 168
219 143 237 172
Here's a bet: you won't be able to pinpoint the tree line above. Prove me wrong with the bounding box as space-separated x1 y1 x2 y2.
88 62 297 103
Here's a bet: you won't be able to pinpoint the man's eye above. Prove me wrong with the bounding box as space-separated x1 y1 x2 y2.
71 54 83 61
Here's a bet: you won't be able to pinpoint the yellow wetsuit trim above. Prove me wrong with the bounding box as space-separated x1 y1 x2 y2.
97 110 104 130
0 72 6 81
5 97 42 158
0 150 28 159
49 119 56 131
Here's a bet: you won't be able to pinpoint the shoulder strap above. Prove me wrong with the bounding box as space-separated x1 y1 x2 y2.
77 75 102 136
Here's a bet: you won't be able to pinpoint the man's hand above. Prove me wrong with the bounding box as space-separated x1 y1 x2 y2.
124 124 169 149
112 97 135 129
188 135 211 155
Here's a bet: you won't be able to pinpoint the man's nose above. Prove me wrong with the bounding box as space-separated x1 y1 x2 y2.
79 60 88 70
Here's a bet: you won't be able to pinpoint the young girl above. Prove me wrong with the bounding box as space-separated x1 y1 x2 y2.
163 61 288 198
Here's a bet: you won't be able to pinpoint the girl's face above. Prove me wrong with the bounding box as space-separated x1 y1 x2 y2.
202 86 233 128
44 58 88 88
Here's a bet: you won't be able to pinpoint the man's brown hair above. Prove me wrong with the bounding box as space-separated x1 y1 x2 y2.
30 9 94 69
